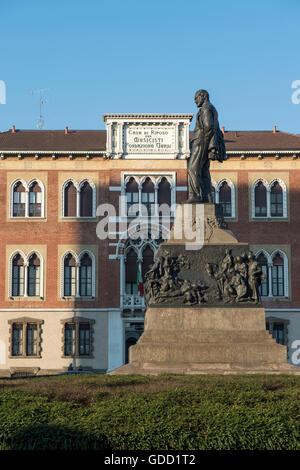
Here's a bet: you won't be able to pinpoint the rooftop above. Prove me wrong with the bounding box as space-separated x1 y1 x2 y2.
0 128 299 152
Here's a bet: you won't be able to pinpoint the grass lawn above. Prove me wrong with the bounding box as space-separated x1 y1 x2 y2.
0 373 299 450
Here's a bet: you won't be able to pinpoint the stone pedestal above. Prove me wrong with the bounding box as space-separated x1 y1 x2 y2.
110 203 300 375
110 307 298 375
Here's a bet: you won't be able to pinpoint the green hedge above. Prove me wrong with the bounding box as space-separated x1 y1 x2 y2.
0 375 299 450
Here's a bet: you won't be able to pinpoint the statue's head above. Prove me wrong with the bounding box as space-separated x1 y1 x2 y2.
195 89 209 107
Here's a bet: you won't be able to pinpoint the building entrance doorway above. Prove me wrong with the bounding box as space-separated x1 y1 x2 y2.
125 322 144 364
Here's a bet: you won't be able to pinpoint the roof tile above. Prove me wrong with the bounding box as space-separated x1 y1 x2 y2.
0 129 299 152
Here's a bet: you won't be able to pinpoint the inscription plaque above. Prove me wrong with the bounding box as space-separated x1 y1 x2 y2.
124 125 176 154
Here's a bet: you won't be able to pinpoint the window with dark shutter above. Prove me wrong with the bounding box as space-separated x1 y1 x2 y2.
12 323 23 356
142 246 154 280
257 253 269 296
255 182 267 217
125 248 138 294
13 182 26 217
65 323 76 356
79 253 93 297
141 177 155 216
270 181 283 217
12 254 25 297
126 177 139 216
219 181 232 217
79 323 90 356
158 177 171 207
272 253 284 297
64 254 77 296
62 319 94 357
64 182 77 217
28 253 40 297
26 324 38 356
80 181 93 217
29 182 42 217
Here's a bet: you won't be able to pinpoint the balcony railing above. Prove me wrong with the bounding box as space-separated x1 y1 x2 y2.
122 294 145 310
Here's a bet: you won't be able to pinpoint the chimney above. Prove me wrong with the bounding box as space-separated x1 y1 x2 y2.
65 126 68 135
273 125 277 133
12 125 15 133
222 126 225 135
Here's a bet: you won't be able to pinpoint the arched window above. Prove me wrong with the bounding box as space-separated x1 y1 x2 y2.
64 254 77 296
256 253 269 296
218 181 232 217
80 181 93 217
158 177 171 207
13 182 26 217
142 246 154 280
12 254 25 296
270 181 283 217
79 253 93 297
125 248 138 295
64 182 77 217
272 253 284 297
254 181 267 217
126 177 139 216
28 253 40 297
141 178 155 216
29 182 42 217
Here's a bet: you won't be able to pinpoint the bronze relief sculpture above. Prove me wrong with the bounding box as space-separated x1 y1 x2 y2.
144 246 264 307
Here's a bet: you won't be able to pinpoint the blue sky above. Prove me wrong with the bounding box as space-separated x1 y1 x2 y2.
0 0 299 133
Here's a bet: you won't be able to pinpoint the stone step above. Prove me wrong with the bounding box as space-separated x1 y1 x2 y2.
130 341 287 364
140 329 274 344
109 361 300 375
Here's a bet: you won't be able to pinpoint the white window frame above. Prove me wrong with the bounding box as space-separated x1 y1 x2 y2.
61 250 96 299
78 179 97 218
255 249 289 299
214 178 236 218
10 178 45 219
121 172 176 219
270 249 289 298
269 178 287 219
9 250 44 299
62 179 96 218
252 178 287 220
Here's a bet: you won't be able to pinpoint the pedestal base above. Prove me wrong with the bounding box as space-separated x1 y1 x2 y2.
109 307 300 375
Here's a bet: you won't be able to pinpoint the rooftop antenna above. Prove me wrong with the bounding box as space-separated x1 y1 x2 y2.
30 88 48 129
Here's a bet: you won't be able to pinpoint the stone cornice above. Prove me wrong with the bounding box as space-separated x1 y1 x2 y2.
103 114 194 121
226 150 300 154
0 149 299 159
0 150 105 154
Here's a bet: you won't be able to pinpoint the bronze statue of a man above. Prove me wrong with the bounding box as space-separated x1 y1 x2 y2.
187 90 226 203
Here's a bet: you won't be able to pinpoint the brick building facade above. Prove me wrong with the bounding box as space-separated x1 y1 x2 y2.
0 114 300 376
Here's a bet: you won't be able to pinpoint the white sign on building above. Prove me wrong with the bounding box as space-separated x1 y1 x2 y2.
103 114 193 159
